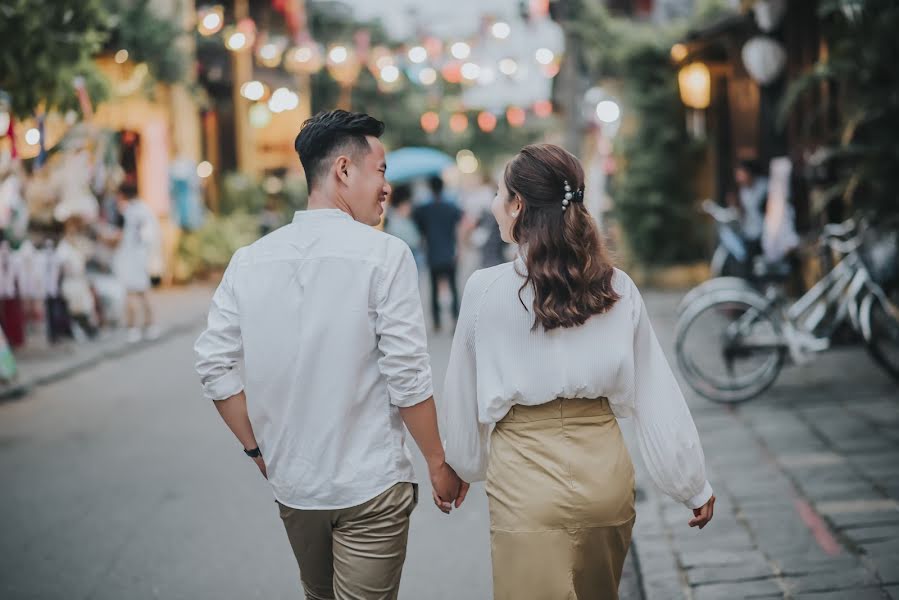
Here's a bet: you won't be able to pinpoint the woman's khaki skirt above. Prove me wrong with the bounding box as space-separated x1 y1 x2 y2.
486 398 636 600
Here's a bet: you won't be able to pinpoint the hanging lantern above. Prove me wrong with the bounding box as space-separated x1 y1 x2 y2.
197 5 224 36
477 111 497 132
420 112 440 133
285 41 324 74
327 44 362 86
367 46 393 78
677 62 711 109
441 61 463 84
752 0 788 33
450 113 469 133
741 36 787 86
257 37 287 68
506 106 526 127
533 100 553 118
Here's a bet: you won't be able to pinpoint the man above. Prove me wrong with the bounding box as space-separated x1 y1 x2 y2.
195 110 467 599
413 176 463 331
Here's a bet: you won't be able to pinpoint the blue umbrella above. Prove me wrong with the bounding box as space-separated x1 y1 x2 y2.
385 147 453 183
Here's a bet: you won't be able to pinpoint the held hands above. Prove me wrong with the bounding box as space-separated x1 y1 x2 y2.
689 495 715 529
428 459 469 515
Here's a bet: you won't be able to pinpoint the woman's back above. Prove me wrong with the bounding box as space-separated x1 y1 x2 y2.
458 261 638 424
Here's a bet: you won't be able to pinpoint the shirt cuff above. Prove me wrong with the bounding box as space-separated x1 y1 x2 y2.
685 480 714 509
389 384 435 408
202 369 245 402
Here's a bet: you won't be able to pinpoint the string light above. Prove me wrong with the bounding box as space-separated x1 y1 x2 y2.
408 46 427 64
491 22 511 39
240 80 266 101
461 62 481 81
451 42 471 60
198 6 224 36
114 49 129 64
450 113 469 133
535 48 555 65
456 149 479 174
506 106 526 127
25 128 41 145
477 111 497 132
226 31 247 51
420 112 440 133
418 67 438 85
196 161 214 178
380 65 400 83
329 46 348 64
499 58 518 76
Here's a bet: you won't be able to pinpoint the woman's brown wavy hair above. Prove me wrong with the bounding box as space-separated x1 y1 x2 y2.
504 143 619 331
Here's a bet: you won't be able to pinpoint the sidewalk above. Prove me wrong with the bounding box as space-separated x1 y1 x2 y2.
627 290 899 600
0 285 214 401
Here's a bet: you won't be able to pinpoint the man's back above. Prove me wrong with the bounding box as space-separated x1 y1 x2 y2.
413 197 462 268
195 209 433 509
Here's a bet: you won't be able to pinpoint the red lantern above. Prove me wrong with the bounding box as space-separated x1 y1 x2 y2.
477 111 497 132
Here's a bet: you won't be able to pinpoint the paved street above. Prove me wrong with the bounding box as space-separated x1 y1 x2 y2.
1 284 896 599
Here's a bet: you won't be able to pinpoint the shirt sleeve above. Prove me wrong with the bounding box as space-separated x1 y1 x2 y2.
629 281 714 509
194 249 245 402
441 272 490 483
375 243 434 407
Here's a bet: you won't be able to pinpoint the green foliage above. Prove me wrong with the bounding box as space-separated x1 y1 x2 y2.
174 212 260 282
0 0 111 118
219 172 267 215
563 1 728 265
781 0 899 224
0 0 188 119
103 0 187 83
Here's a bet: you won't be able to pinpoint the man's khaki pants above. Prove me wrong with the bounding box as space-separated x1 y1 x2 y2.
277 483 418 600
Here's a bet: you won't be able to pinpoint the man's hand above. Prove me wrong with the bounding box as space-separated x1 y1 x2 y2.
429 460 464 512
689 495 715 529
252 455 268 479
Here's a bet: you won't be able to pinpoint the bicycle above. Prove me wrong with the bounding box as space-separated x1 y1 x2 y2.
674 221 899 403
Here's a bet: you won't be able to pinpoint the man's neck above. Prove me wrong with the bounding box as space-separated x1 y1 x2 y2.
307 191 354 220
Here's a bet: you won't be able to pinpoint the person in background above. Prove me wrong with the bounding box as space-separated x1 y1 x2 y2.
732 160 769 258
384 184 422 263
113 182 157 343
413 176 463 332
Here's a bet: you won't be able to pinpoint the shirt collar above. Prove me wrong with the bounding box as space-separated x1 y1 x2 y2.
293 208 353 224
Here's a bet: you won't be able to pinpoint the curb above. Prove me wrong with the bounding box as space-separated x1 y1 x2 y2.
0 318 205 403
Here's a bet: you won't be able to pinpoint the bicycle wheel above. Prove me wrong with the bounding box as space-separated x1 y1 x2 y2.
860 289 899 381
676 292 786 403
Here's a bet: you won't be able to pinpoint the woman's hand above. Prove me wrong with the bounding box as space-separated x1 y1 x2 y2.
689 495 715 529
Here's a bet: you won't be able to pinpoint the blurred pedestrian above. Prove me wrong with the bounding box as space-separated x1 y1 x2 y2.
194 110 465 600
732 160 768 258
441 144 715 600
384 184 421 261
413 176 463 331
113 182 157 342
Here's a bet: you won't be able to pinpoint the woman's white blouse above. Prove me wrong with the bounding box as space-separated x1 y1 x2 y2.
440 262 714 509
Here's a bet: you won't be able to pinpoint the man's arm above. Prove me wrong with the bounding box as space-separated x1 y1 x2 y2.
214 391 265 478
376 244 465 507
399 397 468 510
194 250 265 476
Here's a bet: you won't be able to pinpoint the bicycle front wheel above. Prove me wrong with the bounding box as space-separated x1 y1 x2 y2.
675 293 786 403
861 289 899 382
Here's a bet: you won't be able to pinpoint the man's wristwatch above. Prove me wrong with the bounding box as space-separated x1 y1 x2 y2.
244 447 262 458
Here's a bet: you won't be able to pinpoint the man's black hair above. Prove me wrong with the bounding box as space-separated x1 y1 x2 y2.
391 184 412 207
294 110 385 190
119 181 138 198
428 175 444 197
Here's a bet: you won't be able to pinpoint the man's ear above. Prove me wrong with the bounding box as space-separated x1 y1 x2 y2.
335 155 351 184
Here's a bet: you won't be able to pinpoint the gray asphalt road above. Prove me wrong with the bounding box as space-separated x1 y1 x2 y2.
0 326 493 600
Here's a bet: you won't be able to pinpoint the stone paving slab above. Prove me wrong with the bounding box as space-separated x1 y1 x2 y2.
627 290 899 600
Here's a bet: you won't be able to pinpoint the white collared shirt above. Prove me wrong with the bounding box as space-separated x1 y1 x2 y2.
440 263 713 509
195 209 433 509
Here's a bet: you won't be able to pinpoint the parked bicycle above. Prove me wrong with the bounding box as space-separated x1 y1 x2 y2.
675 219 899 403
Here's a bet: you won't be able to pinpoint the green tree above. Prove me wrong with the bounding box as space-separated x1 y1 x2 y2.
781 0 899 224
0 0 110 118
563 0 732 265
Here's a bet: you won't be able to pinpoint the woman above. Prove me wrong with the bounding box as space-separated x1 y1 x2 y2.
440 144 715 600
